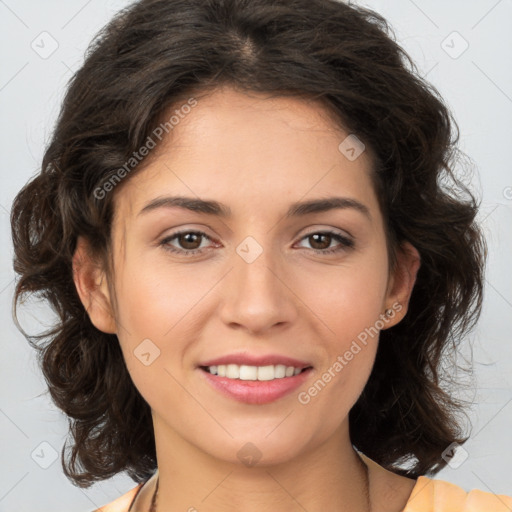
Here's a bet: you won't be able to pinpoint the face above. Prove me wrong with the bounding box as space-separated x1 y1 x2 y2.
75 85 417 467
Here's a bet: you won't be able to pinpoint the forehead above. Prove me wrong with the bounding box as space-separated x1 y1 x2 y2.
113 86 377 220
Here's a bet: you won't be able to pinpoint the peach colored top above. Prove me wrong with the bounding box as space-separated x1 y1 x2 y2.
94 473 512 512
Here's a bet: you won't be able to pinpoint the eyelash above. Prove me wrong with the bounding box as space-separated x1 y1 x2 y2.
159 229 354 257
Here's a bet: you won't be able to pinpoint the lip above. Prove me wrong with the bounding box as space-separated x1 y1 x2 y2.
198 366 314 405
198 353 312 369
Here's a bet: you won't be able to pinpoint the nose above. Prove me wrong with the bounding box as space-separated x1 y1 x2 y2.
218 241 299 335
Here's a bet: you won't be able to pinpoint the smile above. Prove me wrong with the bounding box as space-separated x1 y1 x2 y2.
202 363 308 380
198 365 313 404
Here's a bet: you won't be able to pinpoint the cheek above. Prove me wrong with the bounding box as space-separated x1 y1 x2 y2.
296 283 384 428
297 254 389 342
113 258 216 341
110 257 222 401
293 250 388 400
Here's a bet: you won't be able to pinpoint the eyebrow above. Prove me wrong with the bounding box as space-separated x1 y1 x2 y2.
138 195 371 219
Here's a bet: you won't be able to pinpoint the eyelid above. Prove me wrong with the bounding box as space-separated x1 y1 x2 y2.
297 225 354 240
159 226 355 257
160 228 217 247
294 229 355 252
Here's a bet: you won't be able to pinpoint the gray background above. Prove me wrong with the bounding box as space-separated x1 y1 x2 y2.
0 0 511 510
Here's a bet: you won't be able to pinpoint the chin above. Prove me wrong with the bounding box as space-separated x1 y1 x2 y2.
200 428 315 468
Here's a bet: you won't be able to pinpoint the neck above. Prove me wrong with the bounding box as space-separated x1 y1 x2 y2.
147 417 371 512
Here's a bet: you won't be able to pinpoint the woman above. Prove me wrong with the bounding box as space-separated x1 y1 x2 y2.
10 0 511 510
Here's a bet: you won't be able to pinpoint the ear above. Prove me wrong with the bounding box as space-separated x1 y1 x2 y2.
382 241 421 328
72 236 117 334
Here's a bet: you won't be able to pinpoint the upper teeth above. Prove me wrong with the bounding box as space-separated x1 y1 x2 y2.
206 364 304 381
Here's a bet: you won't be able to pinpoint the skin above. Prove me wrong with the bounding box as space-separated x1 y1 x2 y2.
73 85 421 511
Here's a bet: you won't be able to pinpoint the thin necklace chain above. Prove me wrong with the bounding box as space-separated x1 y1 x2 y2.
148 456 371 512
361 454 372 512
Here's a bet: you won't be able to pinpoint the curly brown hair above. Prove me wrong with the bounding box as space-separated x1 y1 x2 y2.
11 0 485 488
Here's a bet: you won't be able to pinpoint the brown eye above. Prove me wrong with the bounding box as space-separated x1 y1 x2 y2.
297 230 354 254
177 232 203 250
308 233 332 250
160 230 214 256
